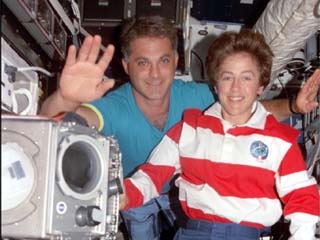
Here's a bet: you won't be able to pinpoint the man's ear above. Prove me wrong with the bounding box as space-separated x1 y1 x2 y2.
122 59 129 74
257 86 264 96
175 51 179 67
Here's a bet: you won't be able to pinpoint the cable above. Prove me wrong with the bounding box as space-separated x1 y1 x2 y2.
4 64 55 82
71 0 81 21
276 73 293 126
16 66 55 77
70 0 81 34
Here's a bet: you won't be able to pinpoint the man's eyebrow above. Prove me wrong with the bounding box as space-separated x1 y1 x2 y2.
133 54 172 62
133 56 148 61
160 54 171 58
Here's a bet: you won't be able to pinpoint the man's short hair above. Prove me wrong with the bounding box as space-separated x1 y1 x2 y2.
120 16 178 59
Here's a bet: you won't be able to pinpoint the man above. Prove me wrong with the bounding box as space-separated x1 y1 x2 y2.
41 16 320 240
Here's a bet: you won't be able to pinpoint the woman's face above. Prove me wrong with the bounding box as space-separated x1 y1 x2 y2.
214 52 264 125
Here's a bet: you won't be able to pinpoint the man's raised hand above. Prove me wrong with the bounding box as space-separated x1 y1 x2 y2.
295 68 320 114
59 35 115 104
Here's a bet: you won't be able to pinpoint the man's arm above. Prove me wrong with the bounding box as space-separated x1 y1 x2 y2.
40 90 79 117
262 69 320 121
40 35 115 123
261 99 293 121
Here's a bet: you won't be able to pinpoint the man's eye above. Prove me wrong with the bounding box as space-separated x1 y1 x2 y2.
137 60 148 66
160 58 170 64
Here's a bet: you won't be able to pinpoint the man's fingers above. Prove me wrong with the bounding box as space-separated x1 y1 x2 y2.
119 193 128 210
97 44 115 71
96 78 115 96
301 69 320 94
65 45 77 66
309 69 320 86
87 35 102 63
309 70 320 95
77 35 94 61
314 68 320 83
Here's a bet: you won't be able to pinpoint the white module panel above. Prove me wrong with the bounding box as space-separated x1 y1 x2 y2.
1 37 39 115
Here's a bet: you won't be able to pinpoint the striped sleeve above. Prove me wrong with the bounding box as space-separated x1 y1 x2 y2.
124 121 183 208
275 141 319 239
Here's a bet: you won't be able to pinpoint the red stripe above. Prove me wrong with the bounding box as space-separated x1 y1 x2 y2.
124 179 144 209
193 115 299 142
180 200 266 229
197 115 224 134
140 163 175 194
182 108 202 129
181 157 277 198
277 143 307 176
281 185 320 216
166 122 183 144
264 115 299 141
183 109 225 135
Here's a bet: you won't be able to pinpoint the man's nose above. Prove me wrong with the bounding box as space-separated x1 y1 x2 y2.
149 63 160 78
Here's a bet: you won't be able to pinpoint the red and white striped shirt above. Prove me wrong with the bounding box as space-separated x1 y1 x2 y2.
124 102 319 239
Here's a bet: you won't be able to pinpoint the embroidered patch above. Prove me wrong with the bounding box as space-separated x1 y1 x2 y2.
250 141 268 160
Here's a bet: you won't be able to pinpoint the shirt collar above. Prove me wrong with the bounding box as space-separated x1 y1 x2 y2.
205 101 268 129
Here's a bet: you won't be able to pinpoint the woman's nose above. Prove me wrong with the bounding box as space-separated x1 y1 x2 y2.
231 78 240 89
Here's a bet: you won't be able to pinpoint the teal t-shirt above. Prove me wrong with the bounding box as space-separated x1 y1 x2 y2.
87 80 214 178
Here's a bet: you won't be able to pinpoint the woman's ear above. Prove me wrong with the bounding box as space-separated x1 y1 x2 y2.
211 80 218 93
257 86 264 96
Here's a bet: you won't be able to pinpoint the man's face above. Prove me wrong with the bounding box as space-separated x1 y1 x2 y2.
214 52 264 125
122 37 178 103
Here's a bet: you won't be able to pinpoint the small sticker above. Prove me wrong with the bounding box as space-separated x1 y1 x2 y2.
56 201 67 215
11 161 26 179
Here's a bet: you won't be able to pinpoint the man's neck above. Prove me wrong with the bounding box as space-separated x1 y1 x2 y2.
134 93 170 131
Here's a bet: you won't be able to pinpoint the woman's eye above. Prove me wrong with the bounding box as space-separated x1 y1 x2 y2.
243 76 252 81
222 76 232 81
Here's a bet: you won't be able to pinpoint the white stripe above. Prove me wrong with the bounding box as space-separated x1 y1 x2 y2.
286 212 319 240
180 123 290 171
276 171 317 197
130 170 159 204
176 178 282 226
148 135 181 173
